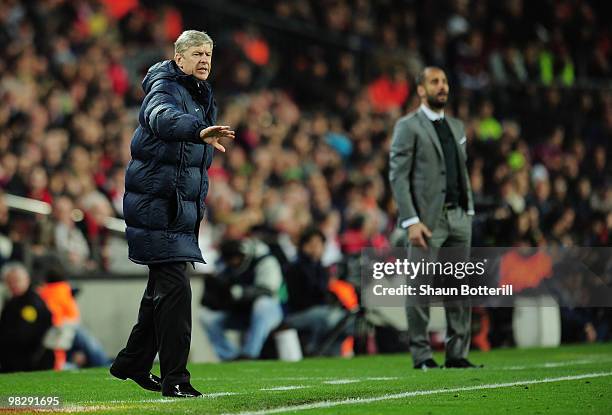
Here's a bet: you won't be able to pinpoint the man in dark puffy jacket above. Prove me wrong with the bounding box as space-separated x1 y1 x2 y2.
110 30 234 398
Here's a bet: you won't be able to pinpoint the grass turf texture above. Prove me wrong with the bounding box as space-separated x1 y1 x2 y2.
1 343 611 414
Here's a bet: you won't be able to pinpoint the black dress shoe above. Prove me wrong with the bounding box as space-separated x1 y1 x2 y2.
445 358 483 368
110 366 162 392
414 358 440 369
162 383 202 398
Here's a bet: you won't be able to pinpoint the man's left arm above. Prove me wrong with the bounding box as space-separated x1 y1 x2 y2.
143 85 207 143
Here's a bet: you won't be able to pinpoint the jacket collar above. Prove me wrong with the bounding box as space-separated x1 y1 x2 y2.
172 61 213 106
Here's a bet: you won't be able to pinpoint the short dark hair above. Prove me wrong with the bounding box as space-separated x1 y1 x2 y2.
415 66 445 86
298 227 325 251
219 239 244 260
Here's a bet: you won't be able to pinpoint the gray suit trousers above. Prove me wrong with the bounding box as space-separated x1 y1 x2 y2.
405 206 472 364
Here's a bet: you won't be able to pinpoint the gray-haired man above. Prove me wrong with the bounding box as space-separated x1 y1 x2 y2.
110 30 234 397
389 67 480 369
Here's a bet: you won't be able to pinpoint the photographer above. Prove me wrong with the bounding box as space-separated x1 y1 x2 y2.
200 238 283 361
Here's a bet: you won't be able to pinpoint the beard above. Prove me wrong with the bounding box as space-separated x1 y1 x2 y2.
427 93 448 110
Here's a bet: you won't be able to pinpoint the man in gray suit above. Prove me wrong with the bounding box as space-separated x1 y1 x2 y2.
389 66 480 369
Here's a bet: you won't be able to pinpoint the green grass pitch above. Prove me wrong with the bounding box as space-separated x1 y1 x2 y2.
1 343 611 414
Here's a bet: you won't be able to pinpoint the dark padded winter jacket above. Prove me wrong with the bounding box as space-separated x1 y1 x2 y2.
124 60 217 264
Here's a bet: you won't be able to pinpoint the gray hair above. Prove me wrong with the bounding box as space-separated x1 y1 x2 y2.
174 30 213 55
1 261 29 281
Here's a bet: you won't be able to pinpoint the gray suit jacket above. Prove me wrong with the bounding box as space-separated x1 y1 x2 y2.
389 109 474 231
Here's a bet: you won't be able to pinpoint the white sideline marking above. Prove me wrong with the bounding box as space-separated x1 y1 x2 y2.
366 377 399 381
261 386 309 391
204 392 240 398
323 379 360 385
323 377 397 384
101 393 238 405
503 359 596 370
224 372 612 415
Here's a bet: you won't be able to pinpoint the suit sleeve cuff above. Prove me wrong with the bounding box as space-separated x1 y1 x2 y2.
400 216 420 229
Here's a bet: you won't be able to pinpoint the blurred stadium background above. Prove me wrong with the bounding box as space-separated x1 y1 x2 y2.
0 0 611 368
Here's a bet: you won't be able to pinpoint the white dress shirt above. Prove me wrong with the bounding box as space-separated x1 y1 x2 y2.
419 103 444 121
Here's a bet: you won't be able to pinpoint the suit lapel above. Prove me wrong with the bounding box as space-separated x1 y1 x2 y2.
416 111 444 160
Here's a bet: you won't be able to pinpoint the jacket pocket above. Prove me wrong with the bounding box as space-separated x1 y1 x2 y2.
168 190 181 229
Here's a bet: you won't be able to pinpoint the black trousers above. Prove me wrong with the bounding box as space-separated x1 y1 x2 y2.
113 262 191 389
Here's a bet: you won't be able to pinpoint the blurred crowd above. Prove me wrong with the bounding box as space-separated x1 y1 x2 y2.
252 0 611 84
0 0 611 363
184 0 612 264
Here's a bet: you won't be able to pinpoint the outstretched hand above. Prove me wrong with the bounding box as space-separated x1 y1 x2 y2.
199 125 235 152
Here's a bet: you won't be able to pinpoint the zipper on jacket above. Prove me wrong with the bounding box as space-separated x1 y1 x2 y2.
194 83 211 236
174 86 189 189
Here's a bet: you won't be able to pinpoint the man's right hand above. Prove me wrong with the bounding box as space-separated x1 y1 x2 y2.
408 222 432 248
200 125 235 152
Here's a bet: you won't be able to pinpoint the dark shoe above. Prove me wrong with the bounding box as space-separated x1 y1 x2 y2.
162 383 202 398
110 366 162 392
414 358 440 369
445 358 483 368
